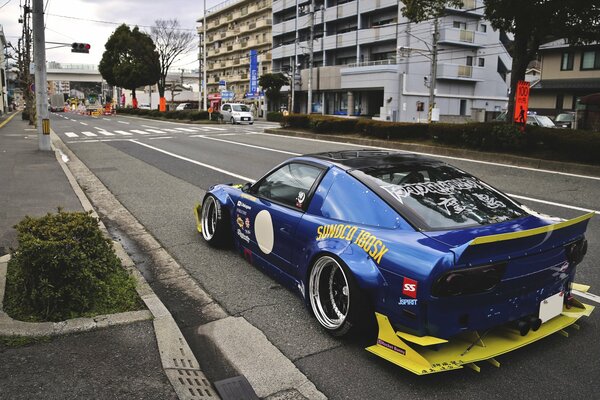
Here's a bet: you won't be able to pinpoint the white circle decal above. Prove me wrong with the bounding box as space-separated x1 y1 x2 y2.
255 210 274 254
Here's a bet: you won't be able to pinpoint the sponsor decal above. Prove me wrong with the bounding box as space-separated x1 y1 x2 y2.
402 277 418 298
237 200 252 211
236 215 244 228
398 298 418 306
377 339 406 355
316 224 388 264
245 217 251 229
241 193 257 202
237 229 250 243
296 191 306 208
381 177 483 201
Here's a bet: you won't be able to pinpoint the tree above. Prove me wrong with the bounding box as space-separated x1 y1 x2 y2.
259 73 288 111
483 0 600 121
150 19 196 112
99 24 160 107
402 1 600 122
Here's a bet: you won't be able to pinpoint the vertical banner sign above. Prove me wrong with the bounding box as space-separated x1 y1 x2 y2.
513 81 530 124
42 119 50 135
249 49 258 96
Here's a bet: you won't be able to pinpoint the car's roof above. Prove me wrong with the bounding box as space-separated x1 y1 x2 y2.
304 150 442 170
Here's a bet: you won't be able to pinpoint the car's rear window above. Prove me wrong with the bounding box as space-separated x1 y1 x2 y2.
352 164 526 230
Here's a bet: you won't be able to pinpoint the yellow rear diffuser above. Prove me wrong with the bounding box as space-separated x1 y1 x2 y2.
366 302 594 375
193 203 202 233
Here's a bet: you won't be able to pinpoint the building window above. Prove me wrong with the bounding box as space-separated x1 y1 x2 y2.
453 21 466 29
460 99 467 116
479 24 487 33
580 50 600 70
466 56 473 66
555 93 564 110
561 52 574 70
478 58 485 67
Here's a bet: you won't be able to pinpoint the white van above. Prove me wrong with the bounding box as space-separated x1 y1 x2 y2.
220 103 254 124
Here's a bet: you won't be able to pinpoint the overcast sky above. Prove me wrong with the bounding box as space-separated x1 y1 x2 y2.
1 0 223 70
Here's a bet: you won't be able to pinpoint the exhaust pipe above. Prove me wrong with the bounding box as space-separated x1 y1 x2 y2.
529 316 542 331
517 319 531 336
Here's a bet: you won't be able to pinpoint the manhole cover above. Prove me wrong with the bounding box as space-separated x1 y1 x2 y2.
213 376 258 400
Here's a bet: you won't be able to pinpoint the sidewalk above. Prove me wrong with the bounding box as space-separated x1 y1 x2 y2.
0 113 179 399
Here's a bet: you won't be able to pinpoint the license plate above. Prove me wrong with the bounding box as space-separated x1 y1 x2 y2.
242 117 249 121
539 291 564 323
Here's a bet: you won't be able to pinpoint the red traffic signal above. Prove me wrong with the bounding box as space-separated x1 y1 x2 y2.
71 43 91 53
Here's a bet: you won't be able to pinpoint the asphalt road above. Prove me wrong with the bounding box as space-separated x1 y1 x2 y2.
51 111 600 399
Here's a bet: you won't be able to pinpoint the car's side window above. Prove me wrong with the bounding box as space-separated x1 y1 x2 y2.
320 172 402 229
222 105 230 112
254 163 323 209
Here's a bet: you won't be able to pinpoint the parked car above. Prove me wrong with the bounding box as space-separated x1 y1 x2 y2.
555 112 575 129
527 114 556 128
194 150 593 374
138 103 152 110
175 103 195 111
220 103 254 124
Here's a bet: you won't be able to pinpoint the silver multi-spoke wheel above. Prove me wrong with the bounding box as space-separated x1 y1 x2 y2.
201 196 219 242
309 256 351 331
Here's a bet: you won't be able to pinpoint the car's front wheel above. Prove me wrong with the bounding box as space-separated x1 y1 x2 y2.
230 117 236 125
200 194 230 247
308 255 369 337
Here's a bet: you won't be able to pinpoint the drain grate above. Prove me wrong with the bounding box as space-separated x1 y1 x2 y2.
165 368 217 398
213 376 259 400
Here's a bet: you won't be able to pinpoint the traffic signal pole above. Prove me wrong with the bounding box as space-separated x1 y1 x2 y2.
32 0 51 151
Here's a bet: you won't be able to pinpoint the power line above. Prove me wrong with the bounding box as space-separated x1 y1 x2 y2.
44 12 197 32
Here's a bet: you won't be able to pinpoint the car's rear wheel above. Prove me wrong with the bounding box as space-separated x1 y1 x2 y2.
200 194 230 247
230 117 236 124
308 255 369 337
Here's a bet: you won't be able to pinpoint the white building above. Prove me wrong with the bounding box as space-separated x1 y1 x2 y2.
1 25 8 114
272 0 512 122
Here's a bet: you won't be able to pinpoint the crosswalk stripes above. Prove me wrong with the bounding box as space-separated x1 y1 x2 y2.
62 124 238 139
144 129 167 134
98 131 115 136
65 132 78 138
174 127 197 132
130 129 151 135
82 131 97 137
114 130 133 136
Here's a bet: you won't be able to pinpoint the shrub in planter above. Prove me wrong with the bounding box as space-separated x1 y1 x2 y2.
282 114 310 129
4 210 142 322
310 116 358 134
267 112 283 123
358 120 429 140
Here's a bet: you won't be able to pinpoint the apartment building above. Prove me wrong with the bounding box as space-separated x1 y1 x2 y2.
0 25 8 114
529 39 600 115
198 0 273 102
272 0 511 122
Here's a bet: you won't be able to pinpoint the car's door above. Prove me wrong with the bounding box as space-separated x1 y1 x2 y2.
220 104 231 120
238 162 326 275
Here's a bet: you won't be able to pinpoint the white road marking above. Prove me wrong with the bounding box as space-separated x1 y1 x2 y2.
144 129 167 134
98 131 115 136
117 121 130 124
130 129 151 135
103 118 111 121
198 126 226 131
161 128 180 133
508 194 600 215
141 125 160 129
572 289 600 304
80 122 88 126
191 135 300 156
148 136 173 140
114 130 133 136
174 127 197 132
81 131 97 137
64 132 78 138
70 119 76 122
130 140 254 182
255 133 600 182
94 127 106 130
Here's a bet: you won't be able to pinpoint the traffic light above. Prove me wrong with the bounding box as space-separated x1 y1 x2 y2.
71 43 90 53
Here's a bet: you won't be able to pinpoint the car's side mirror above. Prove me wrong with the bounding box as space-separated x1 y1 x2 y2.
242 182 252 192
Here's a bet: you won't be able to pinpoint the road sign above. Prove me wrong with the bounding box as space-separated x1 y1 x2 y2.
513 81 530 124
221 91 234 101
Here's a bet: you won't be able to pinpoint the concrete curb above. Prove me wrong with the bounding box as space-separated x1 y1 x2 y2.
264 128 600 178
49 130 328 399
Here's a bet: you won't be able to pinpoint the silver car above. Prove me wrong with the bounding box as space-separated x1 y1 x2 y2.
220 103 254 124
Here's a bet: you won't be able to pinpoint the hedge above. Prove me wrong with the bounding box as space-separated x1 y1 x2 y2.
279 114 600 165
4 210 143 322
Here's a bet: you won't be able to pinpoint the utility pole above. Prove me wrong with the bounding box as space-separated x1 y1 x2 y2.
202 0 208 111
292 0 299 113
198 30 202 111
307 0 315 114
428 18 439 123
32 0 51 150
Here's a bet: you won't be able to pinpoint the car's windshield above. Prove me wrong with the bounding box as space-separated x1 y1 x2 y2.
353 164 526 230
232 104 250 112
556 114 574 122
535 116 556 127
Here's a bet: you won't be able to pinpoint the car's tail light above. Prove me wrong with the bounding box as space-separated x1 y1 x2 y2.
565 239 587 267
431 263 507 297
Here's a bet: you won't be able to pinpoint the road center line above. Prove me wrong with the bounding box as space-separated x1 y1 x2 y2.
508 194 599 215
191 135 300 156
129 140 254 182
255 133 600 182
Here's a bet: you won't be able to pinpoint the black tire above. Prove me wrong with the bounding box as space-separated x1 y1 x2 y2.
200 194 230 248
230 117 236 125
308 255 372 337
249 122 254 125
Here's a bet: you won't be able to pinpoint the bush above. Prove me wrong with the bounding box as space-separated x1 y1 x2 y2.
310 116 358 134
358 120 429 140
4 210 142 322
267 112 283 123
281 114 311 129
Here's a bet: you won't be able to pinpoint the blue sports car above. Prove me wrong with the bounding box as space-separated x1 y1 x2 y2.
194 150 594 374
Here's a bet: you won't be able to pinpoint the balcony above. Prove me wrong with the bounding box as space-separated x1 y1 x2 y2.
359 0 398 13
324 1 357 22
358 25 396 44
438 28 485 48
323 31 357 50
436 63 484 81
273 0 295 13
